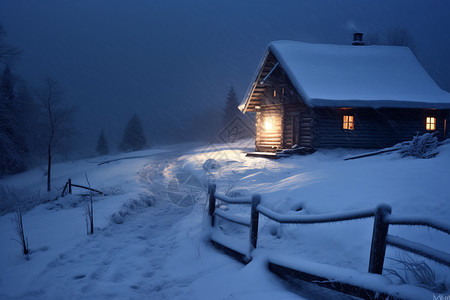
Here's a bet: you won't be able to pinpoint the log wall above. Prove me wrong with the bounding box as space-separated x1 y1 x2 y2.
255 66 316 152
312 108 449 149
255 104 284 152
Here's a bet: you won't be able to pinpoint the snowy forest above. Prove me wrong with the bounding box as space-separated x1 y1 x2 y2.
0 1 449 299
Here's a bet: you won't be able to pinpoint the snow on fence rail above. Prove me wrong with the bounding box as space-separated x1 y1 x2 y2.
257 204 376 224
387 215 450 234
207 184 450 275
386 235 450 267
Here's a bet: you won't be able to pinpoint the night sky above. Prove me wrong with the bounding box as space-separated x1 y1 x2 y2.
1 0 449 156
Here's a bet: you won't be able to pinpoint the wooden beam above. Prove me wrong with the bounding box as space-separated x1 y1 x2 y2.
210 239 251 265
268 263 402 300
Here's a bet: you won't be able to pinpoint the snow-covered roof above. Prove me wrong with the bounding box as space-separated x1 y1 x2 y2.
240 40 450 111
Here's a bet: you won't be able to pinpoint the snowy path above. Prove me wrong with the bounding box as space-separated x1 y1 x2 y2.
0 149 320 300
3 153 299 300
13 155 198 299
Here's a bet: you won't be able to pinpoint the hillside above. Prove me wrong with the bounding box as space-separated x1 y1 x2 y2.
0 141 449 299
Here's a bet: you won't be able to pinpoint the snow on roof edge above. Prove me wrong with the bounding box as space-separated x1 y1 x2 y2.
268 41 313 105
268 40 450 109
239 50 270 112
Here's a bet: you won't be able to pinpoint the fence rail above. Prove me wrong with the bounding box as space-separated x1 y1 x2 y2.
207 183 450 278
257 204 376 224
214 193 252 204
386 235 450 267
387 215 450 234
61 178 104 197
214 210 250 227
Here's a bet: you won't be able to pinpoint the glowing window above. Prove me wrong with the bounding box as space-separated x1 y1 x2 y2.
426 117 436 130
264 117 274 130
343 115 354 130
273 90 277 97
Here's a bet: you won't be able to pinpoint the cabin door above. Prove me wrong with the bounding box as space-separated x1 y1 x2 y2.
292 114 300 147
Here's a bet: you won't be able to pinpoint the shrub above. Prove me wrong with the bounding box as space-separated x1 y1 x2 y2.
399 133 439 159
386 252 446 293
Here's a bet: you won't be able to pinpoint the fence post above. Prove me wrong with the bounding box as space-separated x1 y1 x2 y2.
208 184 216 227
249 194 261 252
61 181 68 197
368 204 392 274
68 178 72 194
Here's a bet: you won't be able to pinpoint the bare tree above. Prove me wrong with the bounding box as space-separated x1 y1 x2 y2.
365 27 414 51
36 78 73 192
0 24 20 65
365 33 382 46
12 208 29 256
387 27 415 50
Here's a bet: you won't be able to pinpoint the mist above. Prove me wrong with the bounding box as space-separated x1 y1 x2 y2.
1 0 449 157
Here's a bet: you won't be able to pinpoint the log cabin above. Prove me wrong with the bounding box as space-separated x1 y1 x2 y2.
239 38 450 152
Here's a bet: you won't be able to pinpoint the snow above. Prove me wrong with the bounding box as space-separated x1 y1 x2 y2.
241 40 450 110
214 193 252 204
214 209 251 227
256 204 376 223
1 141 450 299
387 215 450 234
268 253 432 299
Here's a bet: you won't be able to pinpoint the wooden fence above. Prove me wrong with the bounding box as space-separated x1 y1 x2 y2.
208 184 450 298
61 178 104 197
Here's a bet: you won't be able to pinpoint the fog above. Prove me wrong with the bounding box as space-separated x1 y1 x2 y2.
1 0 449 157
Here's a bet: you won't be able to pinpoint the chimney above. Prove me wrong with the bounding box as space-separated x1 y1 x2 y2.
352 32 364 46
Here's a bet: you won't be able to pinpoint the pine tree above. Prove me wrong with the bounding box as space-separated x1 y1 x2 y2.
0 66 27 176
119 114 147 152
96 130 109 155
223 86 240 126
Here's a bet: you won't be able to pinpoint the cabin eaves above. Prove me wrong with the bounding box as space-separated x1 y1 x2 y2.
240 41 450 112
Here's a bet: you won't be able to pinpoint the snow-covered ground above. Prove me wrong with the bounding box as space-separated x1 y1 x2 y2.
0 141 449 299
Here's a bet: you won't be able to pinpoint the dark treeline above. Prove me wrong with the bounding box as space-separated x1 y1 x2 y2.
0 25 75 184
0 25 152 180
0 23 256 181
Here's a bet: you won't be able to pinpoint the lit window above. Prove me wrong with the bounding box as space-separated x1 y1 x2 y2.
273 89 277 97
343 115 354 130
264 117 274 130
426 117 436 130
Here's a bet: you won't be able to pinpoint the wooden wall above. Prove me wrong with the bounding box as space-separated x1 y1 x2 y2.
255 105 283 152
282 103 314 149
255 65 315 152
312 108 449 149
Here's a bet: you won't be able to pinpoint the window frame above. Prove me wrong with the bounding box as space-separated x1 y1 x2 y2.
343 115 355 130
426 117 436 131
